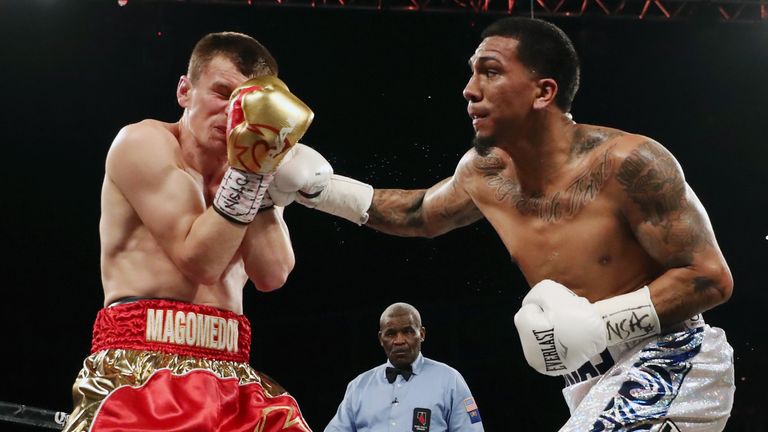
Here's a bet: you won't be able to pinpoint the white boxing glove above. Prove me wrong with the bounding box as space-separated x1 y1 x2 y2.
269 144 374 225
514 280 660 376
268 144 332 207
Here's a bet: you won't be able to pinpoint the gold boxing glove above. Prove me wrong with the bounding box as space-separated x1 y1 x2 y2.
226 75 314 174
213 76 314 224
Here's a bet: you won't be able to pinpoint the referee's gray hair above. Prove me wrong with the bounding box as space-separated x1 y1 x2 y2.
379 302 422 328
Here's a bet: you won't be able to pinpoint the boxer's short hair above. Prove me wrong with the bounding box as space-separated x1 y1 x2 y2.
188 32 278 83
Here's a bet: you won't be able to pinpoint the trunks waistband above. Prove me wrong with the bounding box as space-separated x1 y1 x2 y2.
562 314 705 387
91 299 251 363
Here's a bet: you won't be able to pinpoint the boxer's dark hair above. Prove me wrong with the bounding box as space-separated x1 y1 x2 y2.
482 17 580 112
188 32 277 83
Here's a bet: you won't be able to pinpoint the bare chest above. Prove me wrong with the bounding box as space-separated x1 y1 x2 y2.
482 197 652 297
480 191 625 264
465 154 653 296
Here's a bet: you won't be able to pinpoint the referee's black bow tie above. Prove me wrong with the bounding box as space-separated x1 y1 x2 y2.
386 366 412 383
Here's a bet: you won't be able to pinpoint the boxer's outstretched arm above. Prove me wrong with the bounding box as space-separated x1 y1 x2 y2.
367 158 483 238
617 139 733 326
107 123 248 285
270 145 482 233
240 206 295 292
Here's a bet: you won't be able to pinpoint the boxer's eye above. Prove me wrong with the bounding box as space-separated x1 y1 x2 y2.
211 84 232 99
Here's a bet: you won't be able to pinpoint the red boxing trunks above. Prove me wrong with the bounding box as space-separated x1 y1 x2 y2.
63 299 311 432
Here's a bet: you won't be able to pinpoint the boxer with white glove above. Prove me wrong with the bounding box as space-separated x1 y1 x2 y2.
269 144 374 225
514 280 660 376
213 75 314 224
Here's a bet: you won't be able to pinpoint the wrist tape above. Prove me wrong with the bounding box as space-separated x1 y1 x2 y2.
213 168 273 224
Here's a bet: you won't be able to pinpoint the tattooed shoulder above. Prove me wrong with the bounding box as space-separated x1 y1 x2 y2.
571 128 624 156
616 139 714 261
616 140 685 223
471 153 506 174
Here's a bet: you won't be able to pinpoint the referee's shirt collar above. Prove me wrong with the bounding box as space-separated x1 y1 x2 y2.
384 352 425 381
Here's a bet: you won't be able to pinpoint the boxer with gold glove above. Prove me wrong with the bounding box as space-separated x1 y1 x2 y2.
213 75 314 224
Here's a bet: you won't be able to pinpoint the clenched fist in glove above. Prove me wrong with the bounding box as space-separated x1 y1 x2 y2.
514 279 660 376
213 75 314 224
269 144 374 225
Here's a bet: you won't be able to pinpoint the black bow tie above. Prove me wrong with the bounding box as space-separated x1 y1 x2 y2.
386 366 413 383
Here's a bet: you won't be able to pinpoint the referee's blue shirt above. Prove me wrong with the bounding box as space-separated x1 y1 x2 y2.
324 354 484 432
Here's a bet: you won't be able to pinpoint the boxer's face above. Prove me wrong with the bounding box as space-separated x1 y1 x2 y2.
178 55 247 151
463 36 540 153
378 312 425 369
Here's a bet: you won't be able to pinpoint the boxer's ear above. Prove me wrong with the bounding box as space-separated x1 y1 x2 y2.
177 75 192 108
532 78 557 111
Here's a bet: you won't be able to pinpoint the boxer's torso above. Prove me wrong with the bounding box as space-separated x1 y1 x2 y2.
99 119 247 310
461 125 665 302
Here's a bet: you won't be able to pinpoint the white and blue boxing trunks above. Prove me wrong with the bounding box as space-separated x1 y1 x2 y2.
559 316 734 431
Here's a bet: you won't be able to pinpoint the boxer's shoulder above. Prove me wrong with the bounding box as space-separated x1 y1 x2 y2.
108 120 181 169
587 129 672 165
568 126 682 192
461 147 508 179
611 136 684 195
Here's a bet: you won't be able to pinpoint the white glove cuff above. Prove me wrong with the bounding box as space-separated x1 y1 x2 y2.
301 174 373 225
213 168 272 224
594 286 660 346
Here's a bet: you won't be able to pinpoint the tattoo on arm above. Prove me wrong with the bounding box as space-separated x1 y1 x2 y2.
616 142 685 223
367 174 482 235
693 276 718 293
368 189 428 228
617 141 713 265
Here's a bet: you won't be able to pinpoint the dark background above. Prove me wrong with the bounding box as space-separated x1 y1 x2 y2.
2 0 767 430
